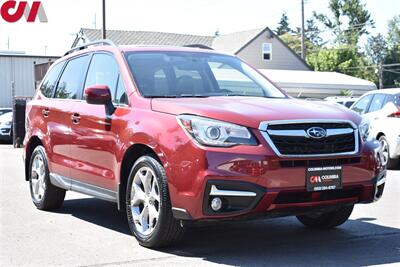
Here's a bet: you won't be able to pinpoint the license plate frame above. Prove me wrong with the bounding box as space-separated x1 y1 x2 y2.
306 166 343 192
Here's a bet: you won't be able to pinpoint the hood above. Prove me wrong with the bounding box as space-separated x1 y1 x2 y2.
0 113 12 124
151 97 361 129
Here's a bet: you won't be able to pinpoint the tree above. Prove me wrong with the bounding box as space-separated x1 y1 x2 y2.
366 34 387 65
280 32 313 55
387 15 400 48
279 17 323 56
307 46 377 84
305 18 324 47
307 46 361 73
275 12 292 35
314 0 374 46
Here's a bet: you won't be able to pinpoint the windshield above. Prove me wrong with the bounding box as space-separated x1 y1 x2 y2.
124 51 286 98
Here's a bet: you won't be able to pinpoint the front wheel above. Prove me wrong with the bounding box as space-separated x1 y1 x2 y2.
296 205 354 229
126 155 184 248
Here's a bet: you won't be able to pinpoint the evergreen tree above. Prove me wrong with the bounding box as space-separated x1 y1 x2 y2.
275 12 292 35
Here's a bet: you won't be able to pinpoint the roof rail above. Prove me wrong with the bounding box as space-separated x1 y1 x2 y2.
183 44 214 50
64 39 117 56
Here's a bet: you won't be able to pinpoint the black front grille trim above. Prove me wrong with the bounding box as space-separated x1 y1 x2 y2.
270 133 356 155
280 157 362 168
260 120 359 157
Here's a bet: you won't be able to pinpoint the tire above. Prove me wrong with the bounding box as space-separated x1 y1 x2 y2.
126 155 184 248
378 135 398 169
29 146 66 210
378 135 390 167
296 205 354 229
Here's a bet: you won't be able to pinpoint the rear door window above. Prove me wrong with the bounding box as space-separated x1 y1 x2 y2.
368 94 386 113
55 55 90 99
351 94 373 114
40 62 64 98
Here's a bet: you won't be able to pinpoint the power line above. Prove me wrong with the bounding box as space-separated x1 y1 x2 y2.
385 69 400 74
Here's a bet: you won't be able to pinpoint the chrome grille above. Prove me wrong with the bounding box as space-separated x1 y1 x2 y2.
259 120 359 157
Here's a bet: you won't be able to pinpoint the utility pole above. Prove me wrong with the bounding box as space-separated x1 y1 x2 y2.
301 0 306 59
378 64 383 89
102 0 106 39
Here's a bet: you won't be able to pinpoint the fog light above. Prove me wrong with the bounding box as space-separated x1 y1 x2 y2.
211 197 223 211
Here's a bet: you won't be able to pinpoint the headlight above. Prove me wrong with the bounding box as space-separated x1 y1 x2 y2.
359 119 372 142
5 121 12 126
177 115 257 147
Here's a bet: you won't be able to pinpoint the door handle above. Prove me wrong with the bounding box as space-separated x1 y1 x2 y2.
71 113 80 124
42 108 49 117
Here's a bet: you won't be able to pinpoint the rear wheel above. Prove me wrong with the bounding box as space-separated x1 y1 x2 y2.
296 205 354 229
29 146 66 210
126 155 184 248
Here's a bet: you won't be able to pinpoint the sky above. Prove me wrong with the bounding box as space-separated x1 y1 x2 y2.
0 0 398 56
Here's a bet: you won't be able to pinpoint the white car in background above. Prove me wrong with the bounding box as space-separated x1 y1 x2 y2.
351 88 400 168
325 96 358 108
0 111 13 143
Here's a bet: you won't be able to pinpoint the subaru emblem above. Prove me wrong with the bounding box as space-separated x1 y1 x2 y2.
306 127 327 139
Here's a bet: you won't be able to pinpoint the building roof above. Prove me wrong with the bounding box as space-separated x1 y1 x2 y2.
0 53 59 59
259 69 377 97
75 28 214 47
211 28 264 54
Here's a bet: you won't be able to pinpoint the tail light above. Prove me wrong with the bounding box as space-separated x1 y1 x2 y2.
388 109 400 118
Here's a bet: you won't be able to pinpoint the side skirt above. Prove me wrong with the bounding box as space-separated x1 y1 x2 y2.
49 173 118 203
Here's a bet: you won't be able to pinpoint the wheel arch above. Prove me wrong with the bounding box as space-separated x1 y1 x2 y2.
25 136 44 181
376 132 385 140
118 143 162 210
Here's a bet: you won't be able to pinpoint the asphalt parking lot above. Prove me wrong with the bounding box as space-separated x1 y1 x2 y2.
1 144 399 267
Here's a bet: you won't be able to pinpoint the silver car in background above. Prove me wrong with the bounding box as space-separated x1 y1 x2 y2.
0 111 13 142
351 88 400 168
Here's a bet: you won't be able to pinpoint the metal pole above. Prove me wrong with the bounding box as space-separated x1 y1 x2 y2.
378 64 383 89
301 0 306 59
102 0 106 39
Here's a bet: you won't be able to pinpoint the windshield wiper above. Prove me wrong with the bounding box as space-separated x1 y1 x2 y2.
179 94 211 98
143 95 179 98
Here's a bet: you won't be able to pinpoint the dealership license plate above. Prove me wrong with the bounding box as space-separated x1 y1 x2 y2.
306 166 342 192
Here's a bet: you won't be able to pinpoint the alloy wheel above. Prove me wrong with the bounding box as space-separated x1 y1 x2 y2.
380 138 389 166
31 153 46 201
130 166 160 236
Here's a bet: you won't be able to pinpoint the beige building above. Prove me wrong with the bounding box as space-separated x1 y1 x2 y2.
72 27 310 71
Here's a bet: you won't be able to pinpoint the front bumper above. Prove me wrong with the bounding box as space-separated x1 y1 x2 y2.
197 171 386 220
169 139 385 221
0 126 11 140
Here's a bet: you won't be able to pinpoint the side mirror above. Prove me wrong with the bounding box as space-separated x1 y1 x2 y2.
84 85 115 115
84 85 112 105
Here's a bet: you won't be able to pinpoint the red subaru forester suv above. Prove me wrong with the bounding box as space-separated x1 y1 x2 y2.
24 40 386 248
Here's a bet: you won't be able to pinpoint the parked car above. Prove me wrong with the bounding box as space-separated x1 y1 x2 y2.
0 108 12 116
24 40 386 248
0 111 13 142
325 96 358 108
350 88 400 168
